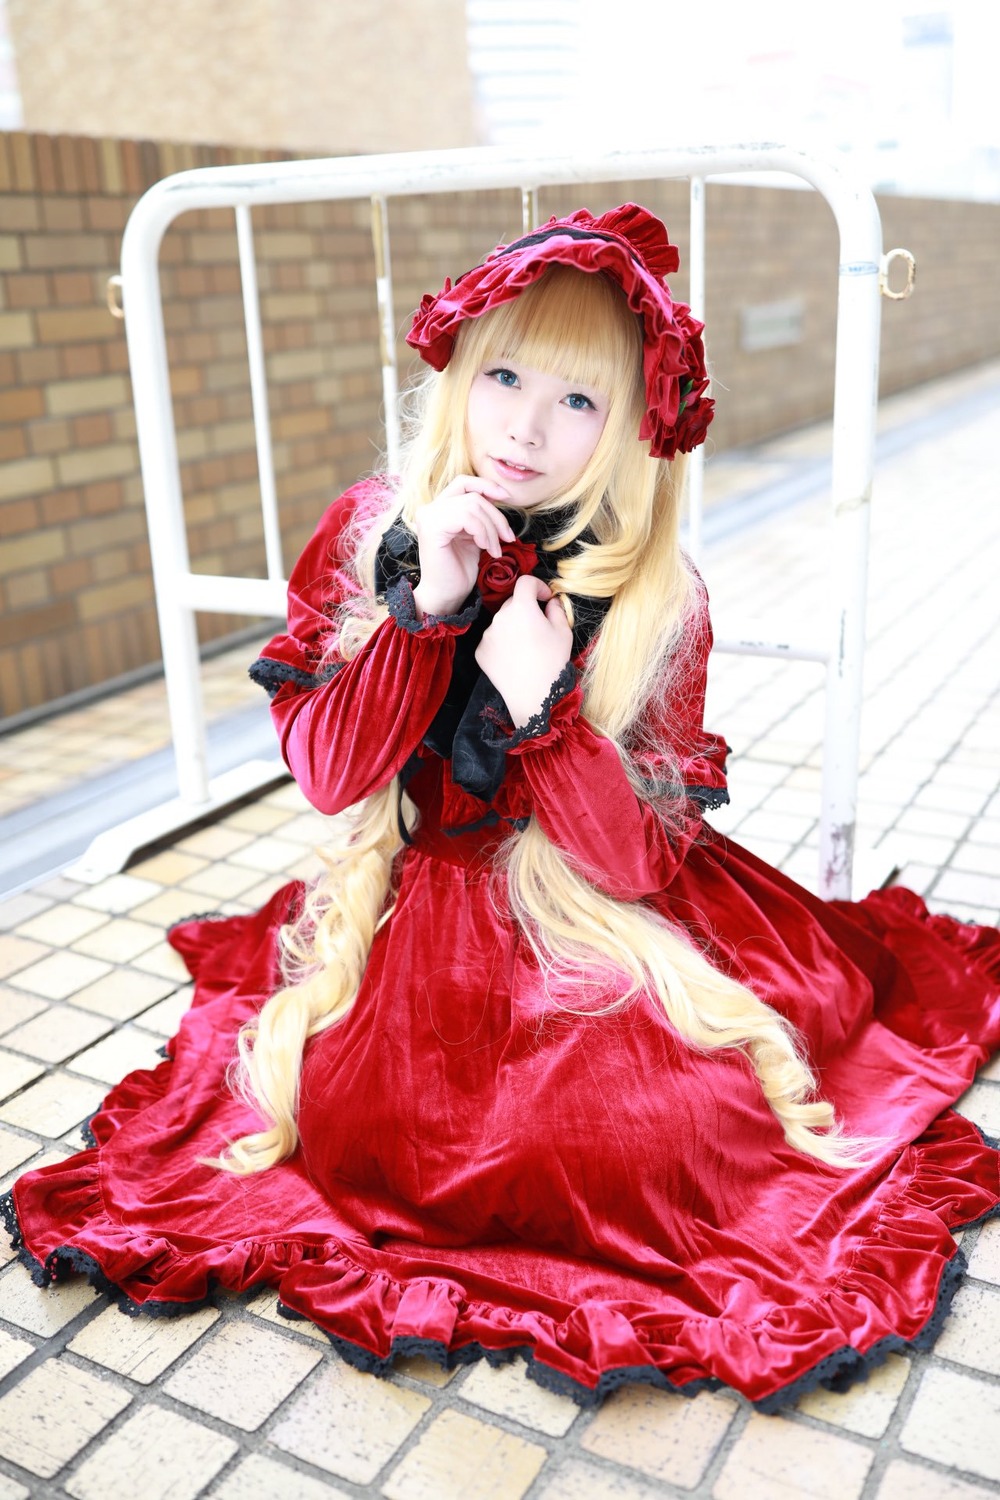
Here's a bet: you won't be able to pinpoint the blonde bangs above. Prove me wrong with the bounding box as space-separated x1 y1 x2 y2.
456 266 643 397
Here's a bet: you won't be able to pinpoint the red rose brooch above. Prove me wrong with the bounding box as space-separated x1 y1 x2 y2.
477 538 539 607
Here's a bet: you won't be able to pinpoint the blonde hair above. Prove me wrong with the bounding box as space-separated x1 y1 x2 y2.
216 266 870 1175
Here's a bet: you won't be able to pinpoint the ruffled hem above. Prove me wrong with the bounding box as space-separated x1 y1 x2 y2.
6 1106 997 1412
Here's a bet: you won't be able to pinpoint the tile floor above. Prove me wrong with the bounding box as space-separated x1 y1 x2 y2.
0 360 998 1497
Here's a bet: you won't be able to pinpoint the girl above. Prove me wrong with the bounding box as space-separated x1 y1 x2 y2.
6 204 1000 1413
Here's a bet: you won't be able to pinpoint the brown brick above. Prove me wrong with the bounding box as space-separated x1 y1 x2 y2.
32 134 60 193
28 417 72 455
0 598 75 649
8 135 34 192
82 481 123 516
5 568 48 609
57 442 137 485
5 273 49 310
16 347 60 382
23 234 114 270
55 135 80 192
0 312 34 350
77 138 101 196
52 270 98 305
42 198 86 233
85 197 128 233
62 345 105 378
37 307 114 344
0 386 44 422
41 489 82 525
0 234 21 271
98 140 123 195
73 413 114 447
51 557 91 594
0 498 42 542
0 457 55 502
0 429 27 462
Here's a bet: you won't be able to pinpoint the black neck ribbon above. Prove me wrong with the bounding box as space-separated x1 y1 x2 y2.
374 505 612 803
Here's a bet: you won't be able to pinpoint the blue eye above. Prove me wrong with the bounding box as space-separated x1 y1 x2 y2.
566 392 596 411
486 367 519 387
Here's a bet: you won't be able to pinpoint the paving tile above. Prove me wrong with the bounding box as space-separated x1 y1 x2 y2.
64 1403 238 1500
176 825 255 859
898 1367 1000 1483
7 951 111 1001
229 836 304 874
536 1457 673 1499
72 874 163 913
580 1386 736 1488
0 1327 34 1380
0 893 52 930
0 988 49 1035
69 966 179 1020
245 1288 329 1343
712 1411 873 1499
237 874 294 907
382 1408 547 1500
179 862 263 900
127 890 218 928
68 1301 220 1383
795 1352 910 1436
933 869 1000 909
0 1069 106 1135
134 985 192 1037
67 1026 164 1085
72 917 164 963
967 1218 1000 1285
0 1357 130 1478
930 1282 1000 1376
0 1049 45 1102
0 1474 30 1499
459 1358 578 1436
1 1004 112 1063
0 1126 40 1177
211 1452 352 1500
0 1260 100 1335
0 935 50 982
15 904 108 946
226 804 294 833
130 850 208 885
391 1352 457 1388
268 1361 430 1485
163 1318 323 1430
875 1458 1000 1499
954 1082 1000 1137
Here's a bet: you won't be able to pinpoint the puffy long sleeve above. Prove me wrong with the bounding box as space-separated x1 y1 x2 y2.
250 482 479 816
501 598 728 901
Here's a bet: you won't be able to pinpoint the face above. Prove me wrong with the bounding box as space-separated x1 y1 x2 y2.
465 359 611 508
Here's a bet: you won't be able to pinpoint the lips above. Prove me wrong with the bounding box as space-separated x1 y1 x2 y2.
492 456 541 482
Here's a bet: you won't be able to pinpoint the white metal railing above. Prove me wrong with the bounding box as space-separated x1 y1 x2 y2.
108 144 887 898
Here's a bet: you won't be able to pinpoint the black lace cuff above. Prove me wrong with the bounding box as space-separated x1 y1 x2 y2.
386 579 481 636
249 656 342 699
480 662 579 750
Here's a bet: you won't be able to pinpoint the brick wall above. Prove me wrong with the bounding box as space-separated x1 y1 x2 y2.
3 133 1000 722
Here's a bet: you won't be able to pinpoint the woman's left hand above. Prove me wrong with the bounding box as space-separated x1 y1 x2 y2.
475 575 574 728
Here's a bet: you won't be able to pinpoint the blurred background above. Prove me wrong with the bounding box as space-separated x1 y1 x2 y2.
1 0 998 728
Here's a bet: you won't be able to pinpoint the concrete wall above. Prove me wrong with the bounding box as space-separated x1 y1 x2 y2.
8 0 477 154
3 130 1000 722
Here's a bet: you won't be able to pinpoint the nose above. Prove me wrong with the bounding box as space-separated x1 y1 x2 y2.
507 393 544 448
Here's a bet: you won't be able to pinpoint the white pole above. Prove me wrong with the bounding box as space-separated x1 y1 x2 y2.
120 209 209 805
371 196 400 473
235 204 284 581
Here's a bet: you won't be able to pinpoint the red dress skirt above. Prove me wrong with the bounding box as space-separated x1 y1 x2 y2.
8 485 1000 1411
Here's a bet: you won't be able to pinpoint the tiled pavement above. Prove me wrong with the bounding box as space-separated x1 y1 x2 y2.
0 359 998 1497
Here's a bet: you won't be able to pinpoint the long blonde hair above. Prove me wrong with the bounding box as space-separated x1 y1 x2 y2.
217 266 870 1175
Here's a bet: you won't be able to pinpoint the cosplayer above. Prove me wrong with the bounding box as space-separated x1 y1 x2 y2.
5 205 999 1412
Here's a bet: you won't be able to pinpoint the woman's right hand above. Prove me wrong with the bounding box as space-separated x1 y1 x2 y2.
411 476 516 619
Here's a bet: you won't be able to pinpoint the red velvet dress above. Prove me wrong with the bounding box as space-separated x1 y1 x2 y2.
7 483 1000 1412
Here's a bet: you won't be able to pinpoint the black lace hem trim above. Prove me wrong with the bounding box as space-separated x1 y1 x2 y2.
386 579 481 636
249 656 343 699
685 783 730 811
3 1183 995 1412
480 662 578 750
442 811 531 837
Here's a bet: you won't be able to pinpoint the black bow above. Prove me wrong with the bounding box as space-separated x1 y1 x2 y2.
375 506 611 802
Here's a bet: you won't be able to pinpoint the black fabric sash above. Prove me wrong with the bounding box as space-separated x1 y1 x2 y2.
375 506 611 802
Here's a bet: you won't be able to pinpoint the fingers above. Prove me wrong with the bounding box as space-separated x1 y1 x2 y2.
420 480 517 558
